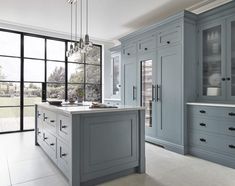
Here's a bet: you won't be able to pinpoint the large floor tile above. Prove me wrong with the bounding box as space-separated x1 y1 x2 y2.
12 174 68 186
9 157 58 185
0 157 11 186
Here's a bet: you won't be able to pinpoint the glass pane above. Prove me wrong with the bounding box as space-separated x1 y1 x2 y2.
67 42 84 63
68 63 84 83
141 60 152 127
24 83 42 105
24 36 45 59
202 25 222 96
0 31 20 57
86 45 101 65
24 59 45 82
86 65 100 84
85 84 101 102
0 57 20 81
112 56 120 95
24 107 35 130
231 21 235 96
0 107 20 132
47 83 65 100
0 82 20 106
47 61 65 83
47 39 65 61
68 84 84 102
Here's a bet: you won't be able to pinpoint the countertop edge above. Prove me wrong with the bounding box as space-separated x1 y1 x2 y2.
187 102 235 108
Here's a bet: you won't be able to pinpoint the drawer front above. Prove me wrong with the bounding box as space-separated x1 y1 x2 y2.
57 139 69 178
138 35 156 53
189 117 235 137
189 131 235 156
158 26 181 48
122 43 137 58
43 131 57 151
57 115 70 142
43 110 57 133
189 105 235 120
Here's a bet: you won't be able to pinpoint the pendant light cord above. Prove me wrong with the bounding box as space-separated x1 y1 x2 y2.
80 0 83 39
75 1 78 41
70 2 73 41
86 0 88 35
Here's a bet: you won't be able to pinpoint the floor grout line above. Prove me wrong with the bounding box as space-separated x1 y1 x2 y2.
6 157 12 186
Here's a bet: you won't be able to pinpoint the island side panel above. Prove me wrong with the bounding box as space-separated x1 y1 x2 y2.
70 114 81 186
35 105 38 146
138 109 146 173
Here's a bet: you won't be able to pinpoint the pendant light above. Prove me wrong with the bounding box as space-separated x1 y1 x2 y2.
66 0 93 58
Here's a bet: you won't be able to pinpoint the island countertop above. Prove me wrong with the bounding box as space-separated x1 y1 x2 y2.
36 102 145 115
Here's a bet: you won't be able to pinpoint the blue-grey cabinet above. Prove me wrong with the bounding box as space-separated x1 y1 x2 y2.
157 45 182 145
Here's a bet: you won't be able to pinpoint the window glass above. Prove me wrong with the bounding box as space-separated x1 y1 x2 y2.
0 57 20 81
85 84 101 102
0 107 20 132
47 39 65 61
47 61 65 83
24 83 42 105
0 31 20 57
85 65 100 84
24 36 45 59
47 83 65 100
86 45 101 65
0 82 20 106
68 63 84 83
24 59 45 82
68 84 84 102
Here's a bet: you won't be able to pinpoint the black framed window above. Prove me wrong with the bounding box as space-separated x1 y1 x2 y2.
0 29 102 134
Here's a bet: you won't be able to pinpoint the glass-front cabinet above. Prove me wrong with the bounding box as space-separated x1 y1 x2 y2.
199 22 226 100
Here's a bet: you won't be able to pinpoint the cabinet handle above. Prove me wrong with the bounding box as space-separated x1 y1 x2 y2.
199 110 206 114
139 43 141 50
200 123 206 127
61 125 67 129
37 113 41 117
200 138 206 142
127 53 130 56
228 127 235 131
133 86 137 101
144 48 148 51
156 85 160 102
43 137 48 140
60 120 67 130
60 147 67 158
50 120 55 123
227 77 231 81
167 41 170 44
228 145 235 149
38 131 41 134
152 85 155 102
44 116 48 120
221 78 226 81
50 143 55 146
228 112 235 116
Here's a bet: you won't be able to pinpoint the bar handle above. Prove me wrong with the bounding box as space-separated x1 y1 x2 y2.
152 85 155 102
156 85 160 102
133 86 137 100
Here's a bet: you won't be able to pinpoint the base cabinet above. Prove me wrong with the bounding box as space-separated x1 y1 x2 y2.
188 104 235 169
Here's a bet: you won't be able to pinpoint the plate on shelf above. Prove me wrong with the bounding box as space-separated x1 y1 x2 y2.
208 73 221 86
47 100 62 106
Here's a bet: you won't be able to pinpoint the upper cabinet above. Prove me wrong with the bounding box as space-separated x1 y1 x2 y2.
199 21 226 100
198 14 235 101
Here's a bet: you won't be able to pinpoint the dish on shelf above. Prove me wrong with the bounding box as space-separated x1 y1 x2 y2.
208 73 221 86
47 100 62 106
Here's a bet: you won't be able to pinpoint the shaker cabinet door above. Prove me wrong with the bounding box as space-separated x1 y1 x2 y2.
157 45 182 145
198 21 226 100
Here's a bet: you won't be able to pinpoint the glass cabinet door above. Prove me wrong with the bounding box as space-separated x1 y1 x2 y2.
202 25 223 97
229 20 235 97
141 60 153 127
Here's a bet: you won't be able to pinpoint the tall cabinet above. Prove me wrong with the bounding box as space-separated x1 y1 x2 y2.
120 12 197 154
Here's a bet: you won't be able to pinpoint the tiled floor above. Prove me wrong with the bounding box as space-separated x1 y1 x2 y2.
0 132 235 186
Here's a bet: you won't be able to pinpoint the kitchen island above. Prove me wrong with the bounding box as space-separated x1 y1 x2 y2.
35 103 145 186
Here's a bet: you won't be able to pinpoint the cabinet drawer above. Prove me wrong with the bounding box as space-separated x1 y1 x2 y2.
138 35 156 53
57 139 69 178
158 26 181 48
189 105 235 120
189 117 235 137
43 131 57 151
122 43 137 58
58 115 70 142
43 110 57 133
189 131 235 156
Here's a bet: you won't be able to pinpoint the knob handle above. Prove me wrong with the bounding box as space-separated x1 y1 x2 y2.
144 48 148 51
50 120 55 123
200 123 206 127
221 78 226 81
50 143 55 146
228 145 235 149
167 41 170 44
228 127 235 131
200 138 206 142
228 112 235 116
199 110 206 114
127 53 130 56
227 77 231 81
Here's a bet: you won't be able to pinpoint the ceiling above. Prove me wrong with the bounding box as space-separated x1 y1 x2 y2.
0 0 232 43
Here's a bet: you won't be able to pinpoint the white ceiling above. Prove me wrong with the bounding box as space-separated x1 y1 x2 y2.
0 0 232 43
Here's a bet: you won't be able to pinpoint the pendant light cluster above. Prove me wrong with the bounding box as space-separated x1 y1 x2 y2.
67 0 93 59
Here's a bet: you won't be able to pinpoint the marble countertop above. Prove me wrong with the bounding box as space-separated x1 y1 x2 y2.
187 102 235 108
36 102 145 115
